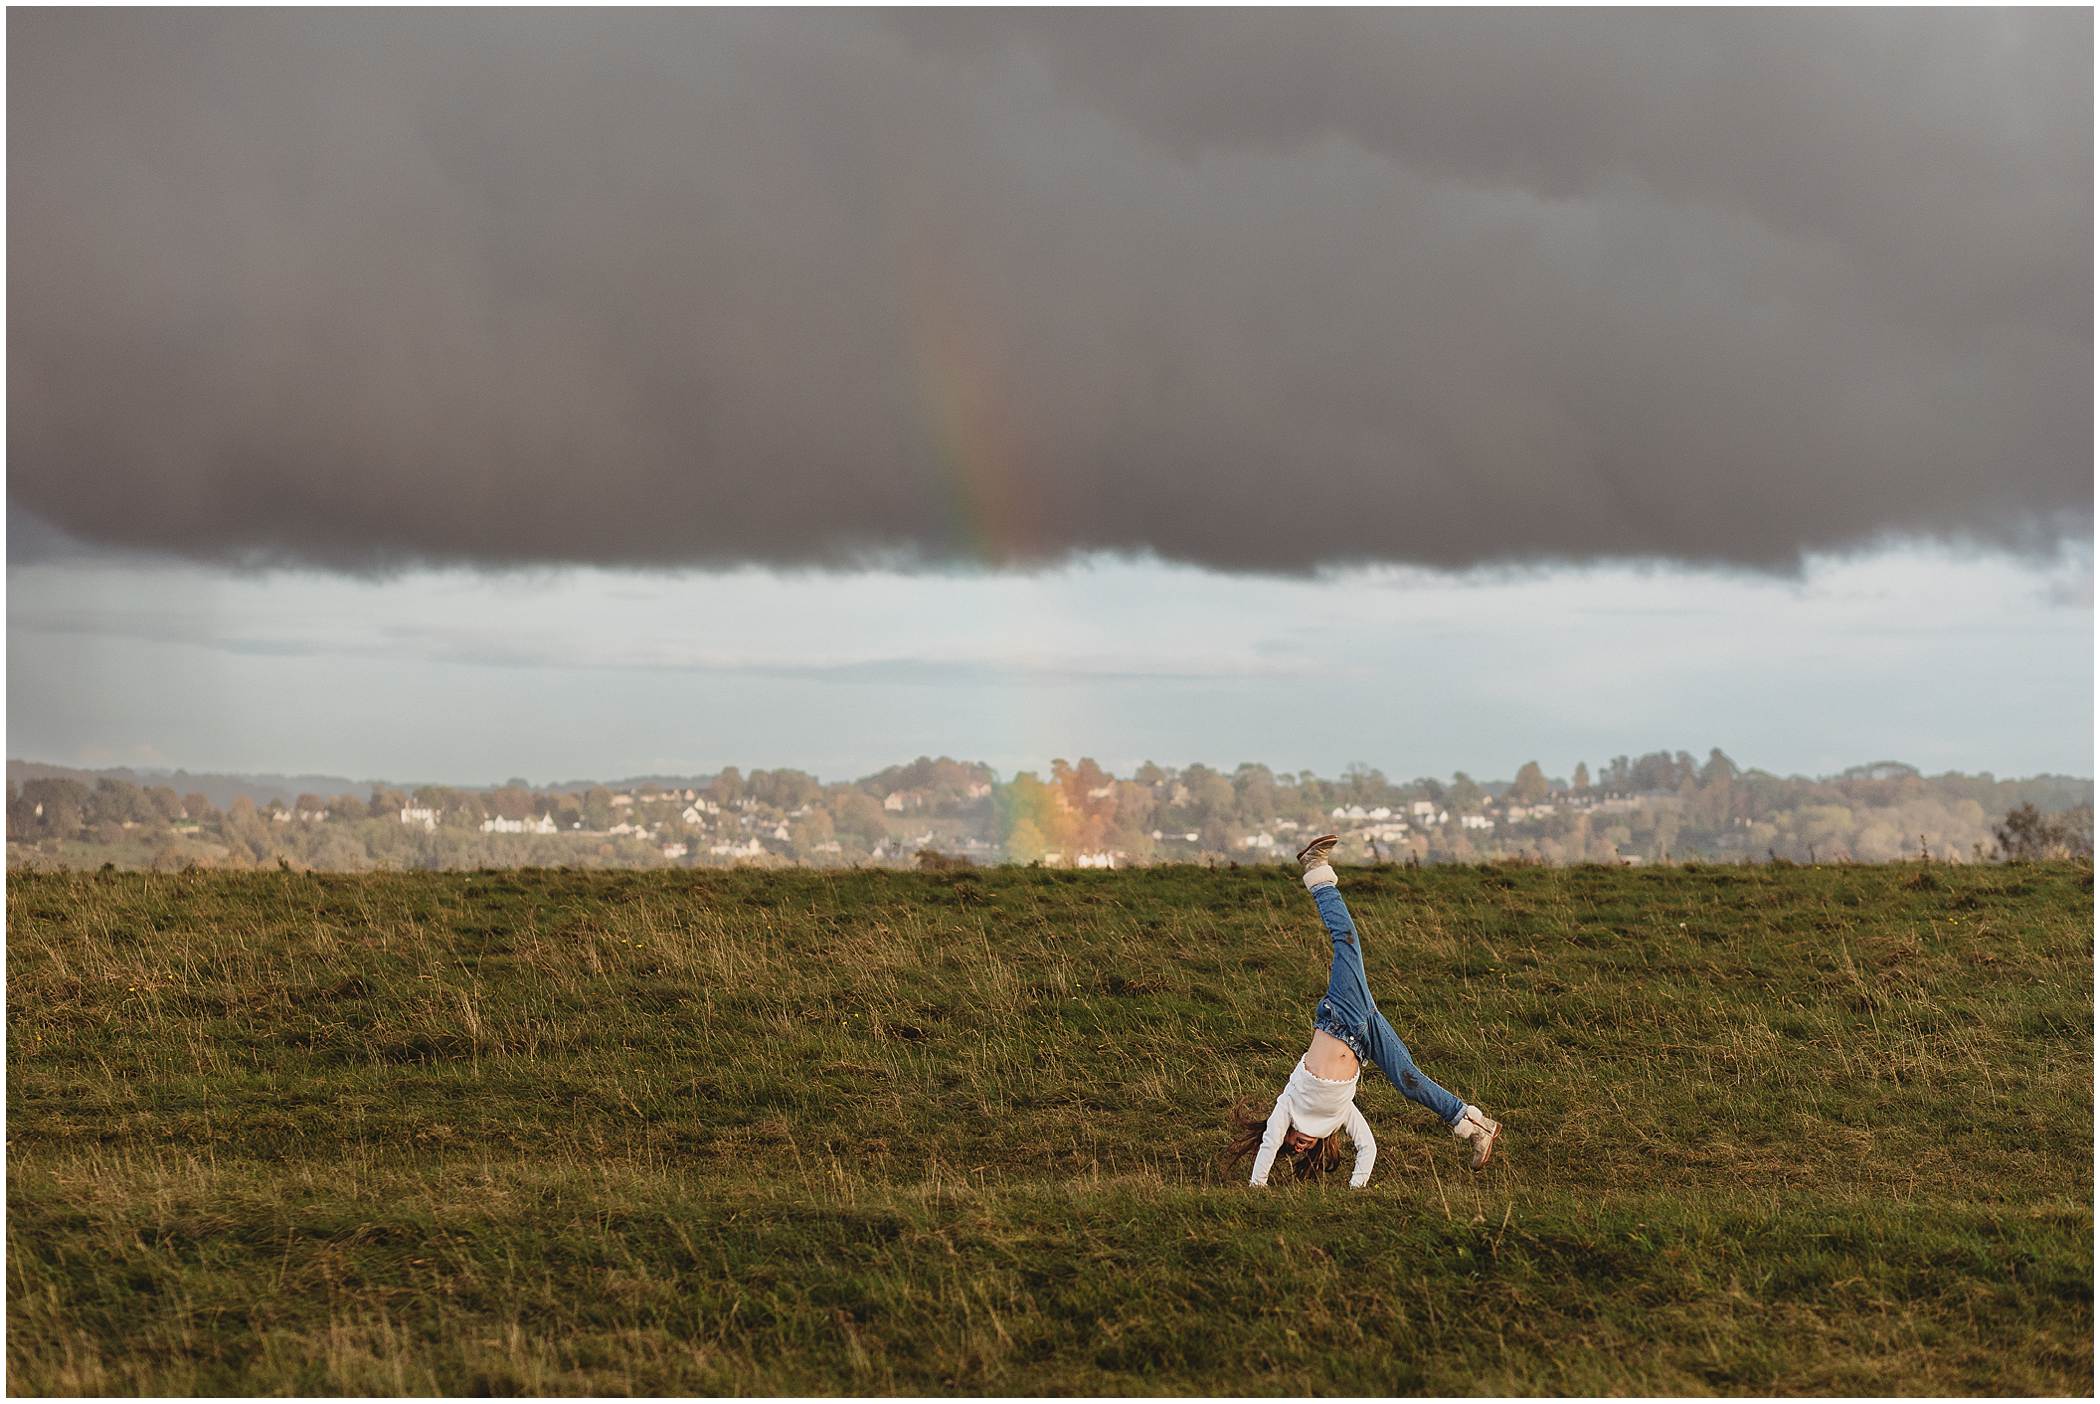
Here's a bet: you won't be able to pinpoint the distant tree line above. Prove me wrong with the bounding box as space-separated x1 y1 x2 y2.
5 749 2090 872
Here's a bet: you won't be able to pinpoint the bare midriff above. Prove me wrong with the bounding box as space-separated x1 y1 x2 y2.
1304 1027 1361 1080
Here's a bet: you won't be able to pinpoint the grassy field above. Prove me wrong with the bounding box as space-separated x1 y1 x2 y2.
7 861 2092 1394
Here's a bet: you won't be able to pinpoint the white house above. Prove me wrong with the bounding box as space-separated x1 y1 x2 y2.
661 841 689 859
1237 832 1278 851
610 794 634 809
709 837 765 858
1410 800 1437 820
399 806 439 831
883 791 907 812
1074 851 1119 869
1460 814 1495 831
483 813 558 835
964 781 992 799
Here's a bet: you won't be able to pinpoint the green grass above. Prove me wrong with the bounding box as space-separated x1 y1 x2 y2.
8 861 2092 1394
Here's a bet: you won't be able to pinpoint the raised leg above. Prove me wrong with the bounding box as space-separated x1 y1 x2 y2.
1307 875 1374 1015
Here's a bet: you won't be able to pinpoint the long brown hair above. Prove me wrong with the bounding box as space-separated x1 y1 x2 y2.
1219 1097 1341 1182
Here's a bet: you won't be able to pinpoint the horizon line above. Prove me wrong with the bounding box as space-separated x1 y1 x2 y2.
7 752 2091 796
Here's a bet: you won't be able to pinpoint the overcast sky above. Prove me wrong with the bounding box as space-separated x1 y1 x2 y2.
6 10 2091 782
8 536 2089 784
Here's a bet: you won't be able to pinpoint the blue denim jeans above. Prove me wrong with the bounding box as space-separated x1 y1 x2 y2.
1309 881 1465 1127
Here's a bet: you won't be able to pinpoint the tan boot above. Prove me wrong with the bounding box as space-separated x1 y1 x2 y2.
1295 833 1340 870
1453 1104 1502 1170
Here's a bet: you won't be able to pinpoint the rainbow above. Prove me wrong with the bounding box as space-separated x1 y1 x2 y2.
901 248 1035 567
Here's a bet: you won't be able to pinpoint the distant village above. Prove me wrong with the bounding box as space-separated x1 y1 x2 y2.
6 751 2090 873
383 777 1666 868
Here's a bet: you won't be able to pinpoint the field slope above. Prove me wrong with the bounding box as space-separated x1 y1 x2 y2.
8 862 2092 1394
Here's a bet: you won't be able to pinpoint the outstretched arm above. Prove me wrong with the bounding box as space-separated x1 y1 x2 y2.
1247 1096 1292 1186
1345 1105 1377 1187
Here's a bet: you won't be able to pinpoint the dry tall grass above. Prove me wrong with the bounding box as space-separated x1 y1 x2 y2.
8 862 2091 1393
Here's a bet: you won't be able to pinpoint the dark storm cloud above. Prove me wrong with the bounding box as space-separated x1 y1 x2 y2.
9 9 2090 575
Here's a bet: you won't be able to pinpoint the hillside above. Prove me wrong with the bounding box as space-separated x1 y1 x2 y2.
7 862 2091 1393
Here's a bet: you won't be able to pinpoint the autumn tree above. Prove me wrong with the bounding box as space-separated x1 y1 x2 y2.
20 778 88 836
1340 763 1390 807
1993 803 2095 861
89 778 147 825
1698 748 1740 787
750 769 821 811
221 795 275 862
1234 764 1279 824
1005 817 1049 863
1510 761 1549 804
488 785 537 821
789 807 837 853
997 772 1068 853
1187 768 1237 824
831 790 889 847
